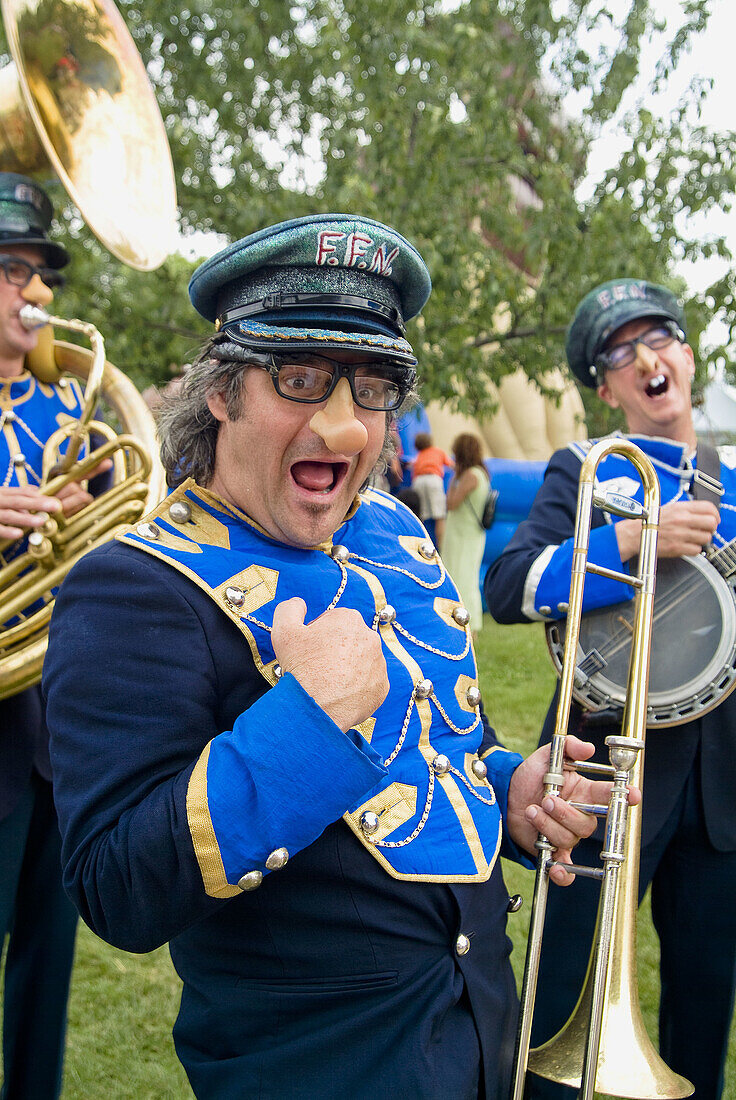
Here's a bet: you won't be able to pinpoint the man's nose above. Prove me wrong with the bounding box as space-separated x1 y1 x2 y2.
309 377 369 455
21 273 54 308
634 342 659 375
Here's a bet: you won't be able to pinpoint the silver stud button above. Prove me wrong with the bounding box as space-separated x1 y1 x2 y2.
378 604 396 625
539 605 552 616
452 606 470 626
225 585 246 608
136 522 160 540
419 540 435 559
466 685 482 708
12 453 25 466
3 410 16 423
237 870 263 892
360 811 380 836
265 847 289 871
557 602 569 613
169 500 192 524
273 664 283 680
456 933 471 956
472 758 488 780
331 544 350 562
507 894 524 913
414 678 433 700
432 754 451 775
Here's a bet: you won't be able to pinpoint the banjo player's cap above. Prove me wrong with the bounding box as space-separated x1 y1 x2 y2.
188 213 432 366
566 278 686 388
0 173 69 269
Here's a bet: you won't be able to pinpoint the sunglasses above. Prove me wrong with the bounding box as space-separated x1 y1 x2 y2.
0 255 65 291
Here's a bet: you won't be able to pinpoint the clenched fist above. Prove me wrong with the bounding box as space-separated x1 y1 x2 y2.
616 499 719 563
271 597 389 732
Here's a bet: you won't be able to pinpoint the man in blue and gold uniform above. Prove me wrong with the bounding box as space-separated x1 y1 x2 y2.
45 216 627 1099
486 279 736 1098
0 173 103 1099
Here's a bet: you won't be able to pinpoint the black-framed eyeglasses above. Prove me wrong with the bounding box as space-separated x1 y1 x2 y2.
257 353 415 412
594 321 684 374
0 255 65 291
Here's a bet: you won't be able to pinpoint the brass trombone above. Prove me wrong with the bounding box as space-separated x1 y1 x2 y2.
510 437 693 1099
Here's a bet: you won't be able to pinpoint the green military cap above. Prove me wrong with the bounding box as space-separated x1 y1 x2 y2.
188 213 432 366
566 278 686 387
0 173 68 268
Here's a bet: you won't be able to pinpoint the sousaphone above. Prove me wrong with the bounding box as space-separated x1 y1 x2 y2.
0 0 175 698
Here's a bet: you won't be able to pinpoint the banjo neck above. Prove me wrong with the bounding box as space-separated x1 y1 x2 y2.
706 538 736 579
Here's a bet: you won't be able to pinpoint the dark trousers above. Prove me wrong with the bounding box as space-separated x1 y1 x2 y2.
526 762 736 1100
0 773 78 1100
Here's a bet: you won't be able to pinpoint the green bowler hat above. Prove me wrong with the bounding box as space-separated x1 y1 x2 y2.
188 213 432 365
0 172 68 269
566 278 685 387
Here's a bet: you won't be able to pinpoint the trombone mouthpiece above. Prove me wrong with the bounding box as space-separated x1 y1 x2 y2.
19 305 50 330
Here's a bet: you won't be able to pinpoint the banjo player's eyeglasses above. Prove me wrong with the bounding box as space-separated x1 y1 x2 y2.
594 321 684 374
0 256 65 291
254 353 415 412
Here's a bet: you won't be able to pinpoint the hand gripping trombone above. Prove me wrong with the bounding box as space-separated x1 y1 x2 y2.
510 437 693 1100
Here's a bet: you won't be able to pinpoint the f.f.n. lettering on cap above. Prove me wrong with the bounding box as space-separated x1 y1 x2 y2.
188 214 432 366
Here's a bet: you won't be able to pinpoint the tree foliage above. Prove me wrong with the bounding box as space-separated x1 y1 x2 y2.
5 0 733 427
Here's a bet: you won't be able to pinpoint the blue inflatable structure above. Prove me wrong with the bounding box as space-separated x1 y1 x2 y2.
395 407 547 609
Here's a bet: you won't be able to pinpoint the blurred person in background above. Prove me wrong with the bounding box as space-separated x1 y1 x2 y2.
442 432 491 640
410 430 453 547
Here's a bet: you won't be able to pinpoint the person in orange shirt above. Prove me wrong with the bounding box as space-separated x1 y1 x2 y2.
411 431 453 547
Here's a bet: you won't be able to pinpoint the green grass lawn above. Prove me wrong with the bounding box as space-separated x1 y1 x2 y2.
3 618 734 1096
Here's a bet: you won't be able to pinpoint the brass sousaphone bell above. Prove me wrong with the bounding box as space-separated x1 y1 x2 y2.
0 0 174 697
0 0 177 269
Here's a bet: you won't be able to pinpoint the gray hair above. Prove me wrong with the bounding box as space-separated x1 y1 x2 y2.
157 336 417 488
157 337 251 487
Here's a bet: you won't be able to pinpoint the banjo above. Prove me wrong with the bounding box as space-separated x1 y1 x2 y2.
546 526 736 729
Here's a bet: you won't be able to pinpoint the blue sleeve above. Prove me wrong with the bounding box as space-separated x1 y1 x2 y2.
44 545 386 953
484 446 633 625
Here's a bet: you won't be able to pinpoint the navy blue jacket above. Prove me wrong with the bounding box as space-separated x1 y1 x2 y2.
45 537 522 1100
485 435 736 851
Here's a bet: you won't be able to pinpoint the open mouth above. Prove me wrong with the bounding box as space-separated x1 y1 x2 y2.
290 459 349 496
645 374 669 398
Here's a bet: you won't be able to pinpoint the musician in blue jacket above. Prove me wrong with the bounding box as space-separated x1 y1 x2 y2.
0 173 107 1099
485 278 736 1098
43 215 626 1100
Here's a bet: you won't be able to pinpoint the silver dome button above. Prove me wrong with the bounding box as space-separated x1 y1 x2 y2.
169 501 192 524
466 686 482 708
265 848 289 871
456 933 471 956
414 678 433 700
237 870 263 892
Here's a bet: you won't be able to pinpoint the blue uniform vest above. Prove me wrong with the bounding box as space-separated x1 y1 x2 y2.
117 480 521 883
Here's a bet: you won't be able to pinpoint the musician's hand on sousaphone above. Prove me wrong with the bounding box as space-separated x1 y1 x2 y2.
0 457 113 538
616 499 719 562
54 457 113 519
507 734 642 887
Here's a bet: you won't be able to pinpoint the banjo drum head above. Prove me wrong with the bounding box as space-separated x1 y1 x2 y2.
547 553 736 727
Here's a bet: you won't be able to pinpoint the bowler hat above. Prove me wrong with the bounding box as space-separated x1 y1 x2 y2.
0 173 68 269
188 214 432 366
566 278 685 387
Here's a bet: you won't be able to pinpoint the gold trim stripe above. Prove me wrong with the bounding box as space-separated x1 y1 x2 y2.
186 741 240 899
